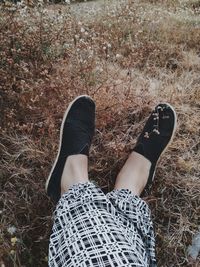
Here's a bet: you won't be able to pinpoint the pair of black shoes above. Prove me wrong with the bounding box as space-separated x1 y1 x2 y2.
46 95 177 203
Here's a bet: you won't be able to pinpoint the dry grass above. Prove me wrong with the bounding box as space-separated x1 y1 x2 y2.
0 0 200 266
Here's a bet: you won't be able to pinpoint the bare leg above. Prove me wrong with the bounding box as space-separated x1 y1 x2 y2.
114 151 151 196
61 155 89 195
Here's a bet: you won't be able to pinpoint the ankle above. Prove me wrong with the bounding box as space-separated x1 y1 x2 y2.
114 152 151 196
130 152 151 169
61 155 89 194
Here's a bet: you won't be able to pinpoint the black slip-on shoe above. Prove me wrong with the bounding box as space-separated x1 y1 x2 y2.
45 95 95 203
132 103 177 192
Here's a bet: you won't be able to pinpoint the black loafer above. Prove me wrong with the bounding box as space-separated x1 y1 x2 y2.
46 95 95 203
132 103 177 191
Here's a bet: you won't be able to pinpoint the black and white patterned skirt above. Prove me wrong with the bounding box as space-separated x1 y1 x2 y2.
48 182 157 267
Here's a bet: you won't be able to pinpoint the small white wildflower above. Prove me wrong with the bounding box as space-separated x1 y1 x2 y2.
80 27 85 33
65 0 70 4
96 66 103 73
116 54 122 59
17 0 24 7
10 250 15 255
7 226 17 235
11 237 18 246
89 50 94 57
63 43 70 49
103 46 107 50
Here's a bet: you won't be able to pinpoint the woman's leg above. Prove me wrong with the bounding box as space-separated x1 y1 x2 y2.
48 96 147 267
114 151 151 195
109 152 156 266
106 188 156 266
60 154 88 195
46 95 95 203
110 103 177 266
115 103 177 194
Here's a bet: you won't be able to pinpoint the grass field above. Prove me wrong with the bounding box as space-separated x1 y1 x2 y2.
0 0 200 266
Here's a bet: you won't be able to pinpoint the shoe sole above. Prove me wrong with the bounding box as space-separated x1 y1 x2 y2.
45 95 94 193
151 102 177 183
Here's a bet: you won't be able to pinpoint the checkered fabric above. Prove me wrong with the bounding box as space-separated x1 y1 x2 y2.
49 182 157 267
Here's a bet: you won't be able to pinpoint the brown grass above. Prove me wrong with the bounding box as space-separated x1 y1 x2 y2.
0 0 200 266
